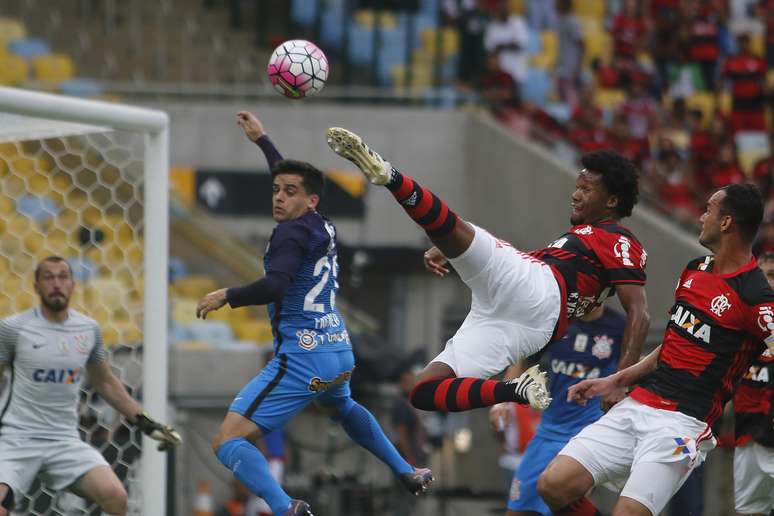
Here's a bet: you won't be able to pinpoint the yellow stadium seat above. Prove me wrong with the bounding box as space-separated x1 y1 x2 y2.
0 196 14 216
508 0 525 14
233 320 273 344
0 18 27 43
420 28 460 58
172 296 198 326
84 276 131 311
594 88 626 110
532 30 558 69
751 33 765 58
32 54 74 84
719 91 732 115
174 274 219 299
0 54 28 86
685 92 716 128
768 70 774 89
175 340 213 351
574 0 605 19
582 31 612 66
353 10 397 29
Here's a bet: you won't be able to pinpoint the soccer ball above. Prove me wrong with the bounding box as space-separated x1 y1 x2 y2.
267 40 329 99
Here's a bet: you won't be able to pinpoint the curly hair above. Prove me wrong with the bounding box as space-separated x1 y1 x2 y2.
581 150 640 218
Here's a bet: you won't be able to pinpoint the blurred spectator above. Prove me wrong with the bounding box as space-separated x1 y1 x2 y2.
569 89 611 152
477 53 520 112
526 0 557 31
689 109 716 169
650 0 684 91
722 33 768 133
591 57 622 89
686 0 724 90
555 0 584 108
618 81 658 149
611 0 648 63
445 0 489 85
216 480 252 516
668 49 707 99
764 0 774 67
701 141 744 191
752 132 774 200
609 111 648 165
484 0 530 86
753 218 774 255
648 147 701 227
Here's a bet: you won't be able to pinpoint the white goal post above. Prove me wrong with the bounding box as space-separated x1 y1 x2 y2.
0 86 169 515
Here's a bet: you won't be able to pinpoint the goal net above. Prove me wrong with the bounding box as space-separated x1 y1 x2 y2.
0 87 169 515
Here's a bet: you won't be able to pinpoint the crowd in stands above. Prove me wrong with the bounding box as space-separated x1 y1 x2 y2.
447 0 774 235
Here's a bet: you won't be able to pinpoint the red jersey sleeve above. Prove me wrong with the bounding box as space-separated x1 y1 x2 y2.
590 231 647 285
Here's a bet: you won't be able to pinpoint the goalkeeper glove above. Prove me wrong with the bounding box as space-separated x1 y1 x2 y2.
134 412 182 451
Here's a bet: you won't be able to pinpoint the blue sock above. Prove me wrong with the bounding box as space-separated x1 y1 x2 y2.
216 437 291 514
337 400 413 476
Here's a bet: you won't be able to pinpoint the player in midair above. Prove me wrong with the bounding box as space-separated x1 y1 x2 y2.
488 303 625 516
540 184 774 516
196 112 433 516
731 252 774 516
326 127 649 414
0 257 181 516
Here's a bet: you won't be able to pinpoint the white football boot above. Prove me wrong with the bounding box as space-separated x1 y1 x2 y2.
326 127 392 185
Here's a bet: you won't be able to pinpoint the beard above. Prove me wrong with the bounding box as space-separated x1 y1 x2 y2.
42 294 69 312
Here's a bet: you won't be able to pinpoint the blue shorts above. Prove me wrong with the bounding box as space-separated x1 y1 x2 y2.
507 434 569 514
229 350 355 433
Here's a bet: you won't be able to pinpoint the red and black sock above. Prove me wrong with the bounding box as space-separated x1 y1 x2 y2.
555 497 601 516
385 169 458 238
410 377 519 412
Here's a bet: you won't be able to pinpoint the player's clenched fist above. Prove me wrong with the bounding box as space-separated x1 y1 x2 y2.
237 111 266 142
134 413 182 451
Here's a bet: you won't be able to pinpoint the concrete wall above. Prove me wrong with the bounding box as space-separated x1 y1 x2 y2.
156 102 469 248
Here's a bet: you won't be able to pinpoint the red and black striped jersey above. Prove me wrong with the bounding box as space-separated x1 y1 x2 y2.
734 349 774 447
529 221 647 340
722 55 767 111
631 256 774 426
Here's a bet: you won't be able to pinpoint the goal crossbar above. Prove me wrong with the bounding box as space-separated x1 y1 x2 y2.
0 86 169 516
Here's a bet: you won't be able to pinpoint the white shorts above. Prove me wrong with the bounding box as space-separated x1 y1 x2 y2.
0 436 108 504
558 397 715 516
432 225 561 378
734 441 774 514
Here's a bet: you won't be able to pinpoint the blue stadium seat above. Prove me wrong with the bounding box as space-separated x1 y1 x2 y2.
168 257 188 283
16 195 59 223
290 0 318 27
519 67 552 107
69 256 98 282
188 319 234 344
59 79 102 98
321 10 345 48
8 38 50 60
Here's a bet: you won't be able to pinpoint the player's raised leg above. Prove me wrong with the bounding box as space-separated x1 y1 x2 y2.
326 127 474 258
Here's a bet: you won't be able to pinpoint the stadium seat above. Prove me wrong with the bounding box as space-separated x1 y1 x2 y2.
59 79 103 98
84 276 132 312
718 91 732 115
520 68 552 107
354 10 398 29
573 0 605 19
32 54 74 84
582 30 612 66
531 31 558 69
419 28 460 58
188 319 234 344
0 18 26 43
685 93 716 128
16 195 59 223
174 274 219 299
594 88 627 111
290 0 318 27
172 297 198 327
8 38 50 60
232 320 274 344
735 131 770 175
174 339 213 351
0 54 28 85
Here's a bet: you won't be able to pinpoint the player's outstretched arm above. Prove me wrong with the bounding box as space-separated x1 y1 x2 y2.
86 361 181 451
568 345 661 405
237 111 283 170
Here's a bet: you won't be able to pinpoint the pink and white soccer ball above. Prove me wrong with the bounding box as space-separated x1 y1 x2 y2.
267 40 329 99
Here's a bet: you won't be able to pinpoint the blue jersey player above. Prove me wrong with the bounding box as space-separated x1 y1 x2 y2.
196 112 433 516
491 304 624 516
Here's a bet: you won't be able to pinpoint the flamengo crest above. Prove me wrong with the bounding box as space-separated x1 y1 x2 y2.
710 294 731 317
